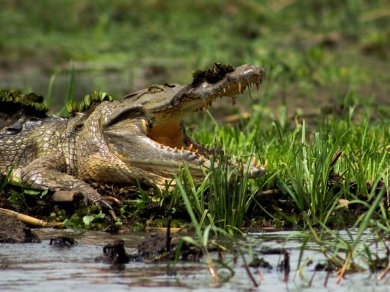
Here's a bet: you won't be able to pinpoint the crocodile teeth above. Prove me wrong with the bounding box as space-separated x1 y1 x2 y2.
255 81 260 91
238 82 242 93
188 143 193 151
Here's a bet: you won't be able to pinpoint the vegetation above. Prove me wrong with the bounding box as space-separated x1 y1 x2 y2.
0 0 389 285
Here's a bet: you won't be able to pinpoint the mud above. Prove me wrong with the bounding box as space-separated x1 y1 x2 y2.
0 213 40 243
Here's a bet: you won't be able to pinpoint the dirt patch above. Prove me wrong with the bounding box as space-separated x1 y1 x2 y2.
0 212 40 243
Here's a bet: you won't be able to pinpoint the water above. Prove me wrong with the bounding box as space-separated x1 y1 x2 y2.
0 229 388 291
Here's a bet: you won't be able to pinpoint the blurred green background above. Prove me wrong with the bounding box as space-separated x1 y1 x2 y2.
0 0 389 116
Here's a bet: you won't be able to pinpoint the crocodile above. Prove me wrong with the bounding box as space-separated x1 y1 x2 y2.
0 63 265 215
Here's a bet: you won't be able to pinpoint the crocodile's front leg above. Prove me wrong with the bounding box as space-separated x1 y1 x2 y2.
20 155 115 215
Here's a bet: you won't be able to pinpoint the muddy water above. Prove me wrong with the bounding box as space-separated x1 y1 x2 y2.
0 229 388 291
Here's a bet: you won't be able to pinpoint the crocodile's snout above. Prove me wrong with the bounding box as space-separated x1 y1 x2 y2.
170 63 265 112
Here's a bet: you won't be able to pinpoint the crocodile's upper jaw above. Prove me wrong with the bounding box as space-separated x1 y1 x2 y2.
102 64 266 186
124 64 264 115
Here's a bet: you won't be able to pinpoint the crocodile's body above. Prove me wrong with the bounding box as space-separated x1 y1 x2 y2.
0 64 265 212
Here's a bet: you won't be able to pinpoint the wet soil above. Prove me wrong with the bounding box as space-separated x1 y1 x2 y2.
0 213 40 243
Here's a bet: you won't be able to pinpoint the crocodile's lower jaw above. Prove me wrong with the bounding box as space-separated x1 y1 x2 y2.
145 122 209 166
143 128 267 180
143 117 266 178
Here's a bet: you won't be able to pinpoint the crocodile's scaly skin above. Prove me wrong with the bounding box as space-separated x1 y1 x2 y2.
0 115 106 205
0 64 266 211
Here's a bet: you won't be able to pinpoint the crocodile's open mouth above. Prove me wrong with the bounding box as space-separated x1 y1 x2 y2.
142 63 267 177
147 73 262 150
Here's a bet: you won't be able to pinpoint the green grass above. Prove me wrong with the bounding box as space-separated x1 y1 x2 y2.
292 183 389 280
173 154 254 233
184 103 389 227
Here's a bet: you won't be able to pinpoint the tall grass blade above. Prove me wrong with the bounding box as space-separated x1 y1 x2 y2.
45 72 57 108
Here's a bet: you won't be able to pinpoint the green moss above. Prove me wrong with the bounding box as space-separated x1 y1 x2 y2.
0 89 115 117
0 89 49 114
192 63 235 86
66 90 114 114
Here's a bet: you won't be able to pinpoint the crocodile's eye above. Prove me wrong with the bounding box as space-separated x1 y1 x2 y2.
148 86 164 94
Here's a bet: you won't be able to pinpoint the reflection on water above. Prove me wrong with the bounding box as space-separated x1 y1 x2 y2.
0 229 388 291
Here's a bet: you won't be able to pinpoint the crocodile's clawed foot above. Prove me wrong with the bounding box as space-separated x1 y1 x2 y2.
52 191 120 221
108 209 118 221
103 196 121 205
